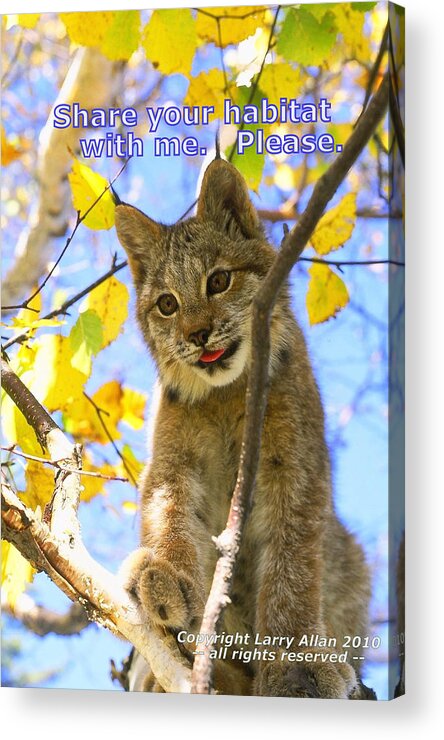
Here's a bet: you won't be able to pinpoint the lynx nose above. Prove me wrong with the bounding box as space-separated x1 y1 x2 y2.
188 327 211 347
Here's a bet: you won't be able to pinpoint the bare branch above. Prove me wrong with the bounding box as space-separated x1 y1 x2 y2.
2 594 89 637
1 482 191 692
257 205 401 222
1 445 129 483
297 257 405 268
2 258 127 352
83 392 137 486
191 71 390 695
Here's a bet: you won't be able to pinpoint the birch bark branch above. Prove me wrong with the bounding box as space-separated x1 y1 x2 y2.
1 358 191 693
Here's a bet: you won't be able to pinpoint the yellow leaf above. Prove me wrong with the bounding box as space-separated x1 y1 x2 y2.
32 335 87 413
24 453 115 508
1 541 35 609
4 14 40 29
306 264 350 325
121 388 147 430
25 460 54 509
61 11 114 47
334 4 370 60
122 500 139 514
100 11 141 61
143 9 197 76
259 64 302 107
184 69 226 120
64 380 122 444
6 317 66 331
1 344 43 456
81 276 129 348
61 11 140 61
18 13 40 29
196 6 267 46
81 458 117 501
68 159 115 230
6 292 43 337
1 125 22 166
310 193 357 256
90 381 122 436
1 395 41 456
62 395 99 442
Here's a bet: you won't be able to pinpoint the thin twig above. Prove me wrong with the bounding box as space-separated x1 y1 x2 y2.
256 206 401 222
298 257 405 268
194 7 267 22
1 445 129 482
2 258 127 351
8 158 131 311
83 392 137 485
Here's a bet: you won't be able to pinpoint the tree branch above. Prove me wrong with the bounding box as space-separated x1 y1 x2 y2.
1 445 128 483
257 205 401 222
1 360 191 692
191 71 390 694
2 258 127 352
2 595 90 637
1 482 191 692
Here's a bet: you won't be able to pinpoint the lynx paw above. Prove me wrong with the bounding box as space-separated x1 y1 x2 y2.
121 547 202 629
256 654 358 699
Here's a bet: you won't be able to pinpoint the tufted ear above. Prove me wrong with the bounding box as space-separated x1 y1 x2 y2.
115 204 165 286
197 159 264 240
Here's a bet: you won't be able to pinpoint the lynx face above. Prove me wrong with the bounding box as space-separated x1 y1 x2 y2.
115 159 282 402
138 219 273 396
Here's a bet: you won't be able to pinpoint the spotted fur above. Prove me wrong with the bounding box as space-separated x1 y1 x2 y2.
115 159 373 698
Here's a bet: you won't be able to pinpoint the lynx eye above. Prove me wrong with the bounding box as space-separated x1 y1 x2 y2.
207 270 231 296
157 293 178 316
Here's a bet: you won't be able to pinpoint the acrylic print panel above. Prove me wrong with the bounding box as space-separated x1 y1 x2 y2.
1 2 404 700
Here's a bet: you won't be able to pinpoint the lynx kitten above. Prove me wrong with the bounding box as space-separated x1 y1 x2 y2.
115 158 374 698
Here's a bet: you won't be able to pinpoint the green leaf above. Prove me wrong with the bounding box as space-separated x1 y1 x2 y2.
351 2 377 11
100 11 141 61
230 145 265 194
277 7 337 67
228 86 265 192
61 11 141 61
70 309 103 376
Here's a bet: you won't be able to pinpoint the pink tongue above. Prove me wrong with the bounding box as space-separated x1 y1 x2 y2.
200 348 225 364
